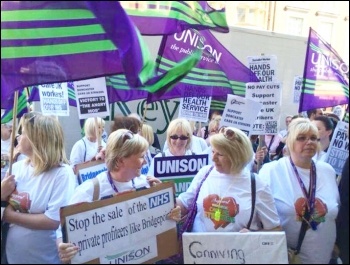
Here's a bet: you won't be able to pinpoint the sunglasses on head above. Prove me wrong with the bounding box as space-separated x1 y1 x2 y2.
169 135 189 140
122 130 134 143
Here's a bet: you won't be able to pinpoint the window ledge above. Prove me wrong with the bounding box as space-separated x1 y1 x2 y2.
283 6 310 13
315 11 338 18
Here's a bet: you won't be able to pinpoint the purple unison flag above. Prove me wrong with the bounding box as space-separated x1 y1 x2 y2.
122 1 229 35
299 28 349 112
147 29 258 103
1 1 154 98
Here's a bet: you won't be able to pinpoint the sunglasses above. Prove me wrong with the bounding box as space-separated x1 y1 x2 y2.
122 130 134 143
219 127 236 140
23 112 36 125
170 135 189 140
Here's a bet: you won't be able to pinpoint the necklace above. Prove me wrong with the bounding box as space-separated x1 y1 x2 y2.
107 171 135 193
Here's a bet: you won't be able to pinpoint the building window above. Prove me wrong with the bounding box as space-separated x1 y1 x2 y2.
287 17 304 36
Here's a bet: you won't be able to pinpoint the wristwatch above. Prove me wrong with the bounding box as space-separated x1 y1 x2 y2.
1 201 9 207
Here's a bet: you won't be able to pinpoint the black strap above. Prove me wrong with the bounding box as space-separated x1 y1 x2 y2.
295 210 309 254
247 172 256 230
81 138 87 162
267 135 275 152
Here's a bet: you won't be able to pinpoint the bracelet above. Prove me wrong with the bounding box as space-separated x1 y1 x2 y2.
254 160 258 165
1 201 9 207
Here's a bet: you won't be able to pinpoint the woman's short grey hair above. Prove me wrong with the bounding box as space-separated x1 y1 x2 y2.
210 127 253 174
286 118 320 154
105 129 148 171
166 118 192 150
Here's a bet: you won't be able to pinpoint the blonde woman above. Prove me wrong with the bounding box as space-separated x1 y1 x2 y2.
259 118 339 263
70 117 106 174
148 118 193 176
140 123 156 174
57 129 180 263
2 112 76 264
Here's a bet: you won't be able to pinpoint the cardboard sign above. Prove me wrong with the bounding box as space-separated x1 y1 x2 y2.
153 154 209 196
76 160 107 184
183 232 288 264
325 121 349 175
60 182 178 264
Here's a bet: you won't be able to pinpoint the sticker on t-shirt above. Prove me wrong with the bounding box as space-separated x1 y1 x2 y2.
294 197 328 229
9 190 31 213
203 194 239 229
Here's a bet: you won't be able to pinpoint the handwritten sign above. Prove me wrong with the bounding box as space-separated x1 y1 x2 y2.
325 121 349 175
153 154 208 196
76 160 107 184
74 77 109 119
245 82 282 135
60 182 178 264
183 232 288 264
220 94 262 136
38 82 70 116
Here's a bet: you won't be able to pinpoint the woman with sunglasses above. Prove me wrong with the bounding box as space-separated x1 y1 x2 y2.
176 126 281 232
1 112 77 264
147 118 194 176
259 118 339 264
57 129 180 263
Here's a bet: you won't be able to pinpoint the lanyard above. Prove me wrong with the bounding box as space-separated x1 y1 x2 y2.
107 171 135 193
289 157 317 230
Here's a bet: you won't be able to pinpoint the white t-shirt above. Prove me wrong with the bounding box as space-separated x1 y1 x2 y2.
70 136 106 167
147 149 194 176
259 157 339 264
6 161 76 264
68 171 150 204
178 165 280 232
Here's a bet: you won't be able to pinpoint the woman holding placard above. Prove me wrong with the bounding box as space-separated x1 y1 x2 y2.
57 129 181 263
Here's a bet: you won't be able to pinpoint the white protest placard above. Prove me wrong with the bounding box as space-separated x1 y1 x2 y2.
76 160 107 184
293 76 303 103
153 154 209 196
74 77 109 119
325 121 349 175
178 86 211 122
60 182 178 264
245 82 282 135
247 55 278 82
183 232 288 264
179 96 211 122
38 82 70 116
220 94 262 136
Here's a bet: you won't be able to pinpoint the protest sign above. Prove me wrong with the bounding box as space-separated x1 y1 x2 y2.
183 232 288 264
74 77 110 119
247 55 277 82
179 86 211 122
153 154 208 196
325 121 349 175
245 82 282 135
220 94 262 136
60 182 178 264
293 76 303 103
38 82 70 116
76 160 107 184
